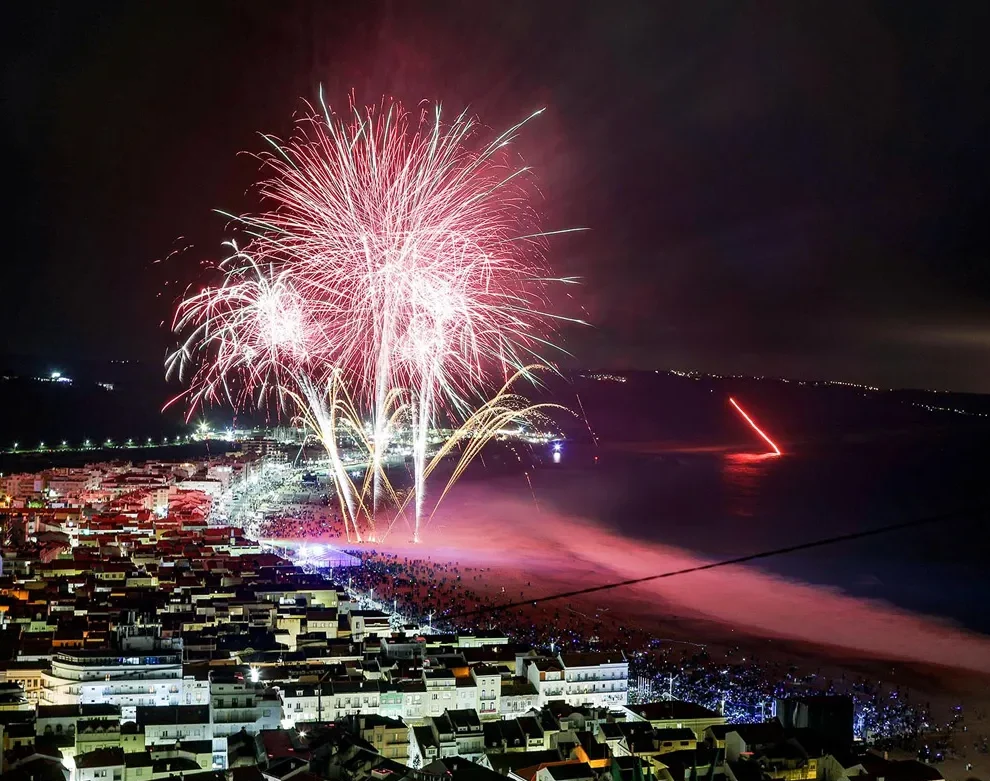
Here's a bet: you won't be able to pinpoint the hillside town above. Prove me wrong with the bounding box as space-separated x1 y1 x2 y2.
0 450 969 781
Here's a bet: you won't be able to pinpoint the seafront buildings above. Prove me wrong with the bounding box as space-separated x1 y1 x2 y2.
0 451 946 781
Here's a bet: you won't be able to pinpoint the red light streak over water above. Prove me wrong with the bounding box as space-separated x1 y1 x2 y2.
729 396 782 456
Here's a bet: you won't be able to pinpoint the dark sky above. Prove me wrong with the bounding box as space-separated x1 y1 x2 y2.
3 1 990 390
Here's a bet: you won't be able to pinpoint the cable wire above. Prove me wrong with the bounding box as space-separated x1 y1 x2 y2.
445 504 983 620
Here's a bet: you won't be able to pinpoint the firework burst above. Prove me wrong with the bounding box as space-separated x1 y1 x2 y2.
169 94 581 542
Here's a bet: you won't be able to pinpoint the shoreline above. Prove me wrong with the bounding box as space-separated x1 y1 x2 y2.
278 479 990 679
270 480 990 778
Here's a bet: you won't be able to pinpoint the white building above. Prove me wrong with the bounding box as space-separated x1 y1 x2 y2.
45 469 101 501
327 680 382 719
455 677 478 713
525 652 628 709
206 464 234 489
393 681 426 723
423 670 457 719
408 709 486 768
137 705 211 746
278 682 335 728
456 632 509 648
35 703 120 740
175 479 224 498
207 674 280 768
42 649 183 721
305 608 339 639
209 677 281 739
73 746 126 781
471 665 502 719
279 678 386 728
558 652 628 708
101 474 170 500
182 676 211 706
500 679 539 716
444 709 486 759
347 610 391 642
0 473 42 501
525 657 566 707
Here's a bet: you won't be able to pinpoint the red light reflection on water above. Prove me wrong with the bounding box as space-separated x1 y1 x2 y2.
723 452 779 517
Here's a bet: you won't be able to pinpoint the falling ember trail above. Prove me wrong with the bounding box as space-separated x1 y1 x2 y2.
729 397 782 456
575 393 598 448
524 471 541 514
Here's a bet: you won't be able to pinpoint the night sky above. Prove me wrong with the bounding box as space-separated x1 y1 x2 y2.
3 1 990 391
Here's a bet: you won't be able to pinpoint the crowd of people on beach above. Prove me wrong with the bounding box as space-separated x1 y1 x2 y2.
258 509 345 540
335 549 980 758
345 550 623 647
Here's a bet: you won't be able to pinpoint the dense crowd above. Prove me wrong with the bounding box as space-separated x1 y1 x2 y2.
336 550 982 756
344 550 625 648
259 509 344 540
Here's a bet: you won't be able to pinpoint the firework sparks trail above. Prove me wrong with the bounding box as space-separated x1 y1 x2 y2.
729 396 782 456
524 471 541 514
167 95 583 542
575 392 598 448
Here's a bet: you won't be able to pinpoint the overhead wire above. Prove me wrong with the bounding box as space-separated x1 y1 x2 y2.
444 504 984 621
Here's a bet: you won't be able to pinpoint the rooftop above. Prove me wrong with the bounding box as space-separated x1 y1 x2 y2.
709 722 785 744
559 652 626 668
540 762 596 781
74 747 126 769
633 700 723 722
487 750 564 775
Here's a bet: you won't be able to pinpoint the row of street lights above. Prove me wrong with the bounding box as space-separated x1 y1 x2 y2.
5 422 245 455
6 435 197 454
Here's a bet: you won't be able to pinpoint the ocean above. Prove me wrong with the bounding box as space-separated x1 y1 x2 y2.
525 431 990 635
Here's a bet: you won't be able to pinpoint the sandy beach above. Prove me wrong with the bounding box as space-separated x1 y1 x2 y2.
310 478 990 779
369 481 990 676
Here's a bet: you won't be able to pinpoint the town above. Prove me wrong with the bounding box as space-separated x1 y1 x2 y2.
0 445 964 781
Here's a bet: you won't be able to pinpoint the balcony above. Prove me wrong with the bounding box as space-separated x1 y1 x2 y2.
378 737 411 746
